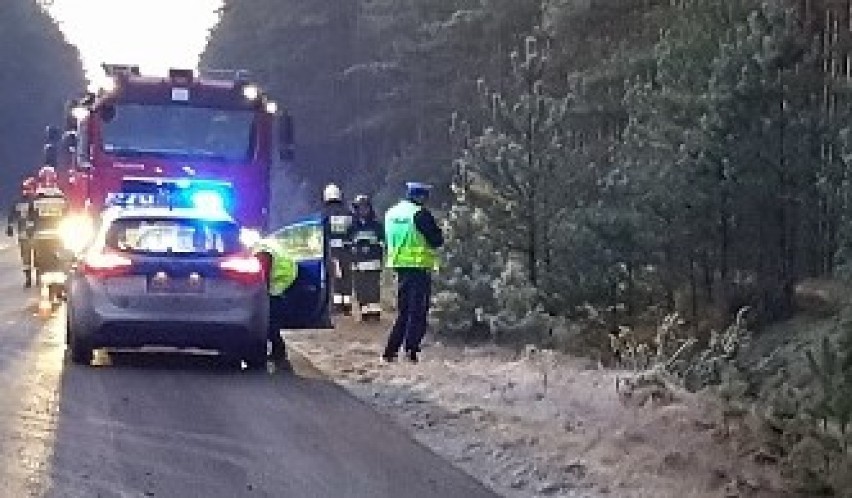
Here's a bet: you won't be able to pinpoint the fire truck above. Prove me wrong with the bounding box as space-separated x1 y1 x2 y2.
56 64 293 247
47 65 331 329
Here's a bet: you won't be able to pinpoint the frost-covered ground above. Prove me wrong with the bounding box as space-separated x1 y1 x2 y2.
285 319 792 498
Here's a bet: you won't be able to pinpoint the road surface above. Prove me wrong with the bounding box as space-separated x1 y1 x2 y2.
0 246 496 498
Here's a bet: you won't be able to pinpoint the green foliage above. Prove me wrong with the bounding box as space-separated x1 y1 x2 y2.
805 332 852 441
0 0 84 199
203 0 541 206
431 204 501 339
207 1 852 350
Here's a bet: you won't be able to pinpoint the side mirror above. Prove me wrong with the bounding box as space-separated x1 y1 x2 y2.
43 143 58 168
279 113 294 162
62 131 78 149
45 125 61 144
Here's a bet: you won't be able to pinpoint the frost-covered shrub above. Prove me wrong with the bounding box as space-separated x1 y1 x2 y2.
432 204 500 340
486 258 553 345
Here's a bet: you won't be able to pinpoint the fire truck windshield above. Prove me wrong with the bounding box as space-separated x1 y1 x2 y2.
101 104 255 163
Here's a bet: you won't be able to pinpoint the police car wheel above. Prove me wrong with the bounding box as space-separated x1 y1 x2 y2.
66 305 93 365
69 338 93 366
243 346 268 370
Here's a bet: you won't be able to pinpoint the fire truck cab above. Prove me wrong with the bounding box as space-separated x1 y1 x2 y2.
58 64 293 241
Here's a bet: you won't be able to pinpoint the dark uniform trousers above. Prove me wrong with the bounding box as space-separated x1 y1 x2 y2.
19 238 32 272
385 269 431 355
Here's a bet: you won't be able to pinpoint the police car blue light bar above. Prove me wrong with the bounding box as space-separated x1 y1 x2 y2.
106 177 235 215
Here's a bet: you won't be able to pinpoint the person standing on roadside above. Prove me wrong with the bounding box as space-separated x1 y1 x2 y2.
382 182 443 363
252 236 299 361
322 183 354 315
347 194 384 321
6 177 37 288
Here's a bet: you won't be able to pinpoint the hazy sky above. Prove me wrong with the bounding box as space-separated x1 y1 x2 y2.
48 0 223 83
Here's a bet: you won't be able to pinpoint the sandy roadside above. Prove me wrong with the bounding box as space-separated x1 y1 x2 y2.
284 317 794 498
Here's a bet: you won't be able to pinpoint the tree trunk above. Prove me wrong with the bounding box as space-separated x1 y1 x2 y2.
702 249 714 304
690 254 698 321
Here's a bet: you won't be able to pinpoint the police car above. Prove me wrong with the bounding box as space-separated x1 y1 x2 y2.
64 177 334 367
65 185 270 367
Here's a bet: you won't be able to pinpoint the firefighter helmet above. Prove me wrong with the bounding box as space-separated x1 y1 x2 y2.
37 166 58 188
352 194 371 208
323 183 342 203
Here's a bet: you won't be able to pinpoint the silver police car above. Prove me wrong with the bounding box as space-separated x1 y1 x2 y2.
65 205 269 367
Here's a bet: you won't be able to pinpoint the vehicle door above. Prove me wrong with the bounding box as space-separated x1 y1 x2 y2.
271 214 331 328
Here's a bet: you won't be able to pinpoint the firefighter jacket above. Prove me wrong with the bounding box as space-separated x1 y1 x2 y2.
347 217 384 268
323 202 353 254
31 190 67 240
7 197 34 240
253 238 299 297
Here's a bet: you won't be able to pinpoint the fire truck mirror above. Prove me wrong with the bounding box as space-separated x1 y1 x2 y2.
43 144 58 168
99 104 116 123
279 114 295 161
45 125 61 144
62 131 78 149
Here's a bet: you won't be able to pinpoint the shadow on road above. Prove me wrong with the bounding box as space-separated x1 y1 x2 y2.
98 350 294 375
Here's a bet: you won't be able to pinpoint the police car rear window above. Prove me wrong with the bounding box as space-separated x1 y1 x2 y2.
105 218 241 256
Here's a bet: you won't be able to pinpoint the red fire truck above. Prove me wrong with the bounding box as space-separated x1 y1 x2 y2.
58 64 293 245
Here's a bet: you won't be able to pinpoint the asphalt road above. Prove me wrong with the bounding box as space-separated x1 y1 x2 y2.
0 246 496 498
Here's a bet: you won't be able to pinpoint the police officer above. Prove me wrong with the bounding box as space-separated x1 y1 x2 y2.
253 237 299 360
347 194 384 321
322 183 354 315
31 166 68 285
6 177 37 287
382 182 444 363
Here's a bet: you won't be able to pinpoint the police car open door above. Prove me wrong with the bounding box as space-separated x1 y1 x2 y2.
271 214 332 328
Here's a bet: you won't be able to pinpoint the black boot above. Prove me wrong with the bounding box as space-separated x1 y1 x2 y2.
23 270 31 289
269 338 287 360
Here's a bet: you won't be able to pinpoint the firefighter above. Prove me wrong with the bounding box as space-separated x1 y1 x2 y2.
382 182 444 363
6 177 37 288
31 166 68 286
253 237 299 360
322 183 354 315
347 194 384 321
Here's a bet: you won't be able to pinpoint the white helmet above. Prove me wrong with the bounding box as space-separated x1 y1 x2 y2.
323 183 342 203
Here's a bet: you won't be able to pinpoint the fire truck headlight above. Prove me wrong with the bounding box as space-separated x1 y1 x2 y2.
242 84 260 101
265 101 278 114
191 190 226 215
239 228 262 248
60 215 95 254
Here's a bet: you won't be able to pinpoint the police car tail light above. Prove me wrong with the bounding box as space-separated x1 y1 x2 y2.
220 256 263 284
82 252 132 278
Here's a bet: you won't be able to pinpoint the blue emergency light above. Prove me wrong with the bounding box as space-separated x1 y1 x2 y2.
108 177 235 217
